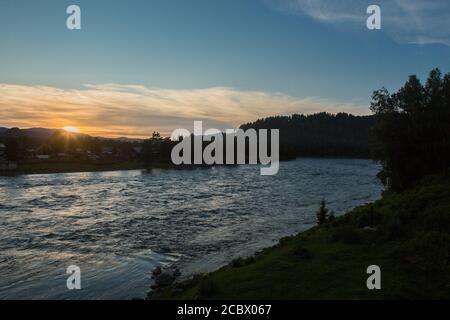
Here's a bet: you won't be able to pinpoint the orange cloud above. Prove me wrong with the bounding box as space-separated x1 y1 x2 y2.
0 83 369 138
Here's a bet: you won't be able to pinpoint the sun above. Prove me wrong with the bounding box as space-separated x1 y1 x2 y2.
62 126 81 133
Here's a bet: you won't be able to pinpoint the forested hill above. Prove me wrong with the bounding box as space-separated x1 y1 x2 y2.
240 112 375 159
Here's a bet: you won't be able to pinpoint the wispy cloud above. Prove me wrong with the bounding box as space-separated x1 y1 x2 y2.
0 83 368 138
267 0 450 46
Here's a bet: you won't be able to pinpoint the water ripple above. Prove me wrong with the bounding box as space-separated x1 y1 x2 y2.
0 158 383 299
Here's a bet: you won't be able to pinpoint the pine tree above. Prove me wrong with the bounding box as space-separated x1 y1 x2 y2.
316 200 329 225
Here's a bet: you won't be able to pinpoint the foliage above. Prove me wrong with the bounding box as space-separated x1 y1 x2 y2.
331 225 362 244
316 200 333 225
198 278 219 298
241 112 374 159
370 68 450 191
393 231 450 273
316 200 329 225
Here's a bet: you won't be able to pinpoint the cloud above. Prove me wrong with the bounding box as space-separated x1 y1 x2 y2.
0 83 368 138
268 0 450 46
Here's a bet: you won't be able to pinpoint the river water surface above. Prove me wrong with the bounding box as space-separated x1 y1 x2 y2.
0 158 383 299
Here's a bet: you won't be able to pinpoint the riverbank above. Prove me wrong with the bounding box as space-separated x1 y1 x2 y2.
0 160 182 175
0 156 368 176
152 173 450 299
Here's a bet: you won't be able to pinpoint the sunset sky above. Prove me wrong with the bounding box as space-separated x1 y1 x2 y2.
1 0 449 138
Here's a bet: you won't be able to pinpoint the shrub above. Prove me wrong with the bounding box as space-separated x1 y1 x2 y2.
423 207 450 234
332 226 362 244
394 232 450 273
198 278 219 298
316 200 329 225
381 216 406 241
292 247 313 259
351 205 382 228
231 256 255 268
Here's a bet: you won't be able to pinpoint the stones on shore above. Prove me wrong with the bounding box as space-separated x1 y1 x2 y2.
150 266 181 290
152 266 162 277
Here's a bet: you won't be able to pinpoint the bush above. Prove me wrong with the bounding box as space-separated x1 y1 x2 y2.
198 278 219 298
394 232 450 273
292 247 313 259
351 205 382 228
316 200 330 225
230 256 255 268
332 226 362 244
423 207 450 234
381 216 406 240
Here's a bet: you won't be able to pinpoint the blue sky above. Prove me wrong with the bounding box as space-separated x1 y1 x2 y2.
0 0 449 137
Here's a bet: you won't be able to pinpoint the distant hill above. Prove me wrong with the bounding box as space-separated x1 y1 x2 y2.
23 128 61 140
0 128 26 139
0 127 93 142
0 127 61 142
99 137 145 143
0 127 141 142
1 112 375 158
240 112 375 159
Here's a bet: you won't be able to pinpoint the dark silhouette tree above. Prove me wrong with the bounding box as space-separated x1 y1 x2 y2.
5 139 20 161
370 68 450 191
316 200 330 225
241 112 374 159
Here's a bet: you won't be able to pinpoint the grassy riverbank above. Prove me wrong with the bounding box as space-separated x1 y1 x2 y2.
153 173 450 300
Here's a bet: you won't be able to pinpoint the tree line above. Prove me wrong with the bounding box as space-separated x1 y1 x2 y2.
3 67 448 187
370 68 450 191
240 112 375 159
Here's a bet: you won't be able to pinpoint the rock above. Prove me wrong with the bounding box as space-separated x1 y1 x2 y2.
154 272 176 287
152 266 162 277
150 266 181 290
150 283 160 290
172 267 181 277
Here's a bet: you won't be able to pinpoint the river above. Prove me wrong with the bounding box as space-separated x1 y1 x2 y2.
0 158 383 299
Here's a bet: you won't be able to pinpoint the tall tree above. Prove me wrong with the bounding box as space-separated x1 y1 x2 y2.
370 68 450 191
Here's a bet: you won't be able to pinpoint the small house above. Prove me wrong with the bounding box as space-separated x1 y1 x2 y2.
0 159 17 171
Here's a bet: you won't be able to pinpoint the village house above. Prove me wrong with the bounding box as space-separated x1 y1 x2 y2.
36 155 50 160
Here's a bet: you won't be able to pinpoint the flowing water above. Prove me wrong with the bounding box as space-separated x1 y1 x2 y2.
0 158 383 299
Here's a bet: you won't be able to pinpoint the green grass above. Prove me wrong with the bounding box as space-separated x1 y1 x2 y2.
154 173 450 300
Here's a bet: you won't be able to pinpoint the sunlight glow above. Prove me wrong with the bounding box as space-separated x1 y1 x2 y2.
63 126 81 133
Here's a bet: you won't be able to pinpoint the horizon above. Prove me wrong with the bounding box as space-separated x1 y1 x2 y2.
1 0 449 303
1 0 449 137
0 110 374 139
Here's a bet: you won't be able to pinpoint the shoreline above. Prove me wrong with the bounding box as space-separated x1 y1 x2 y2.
0 156 372 176
0 160 214 176
150 173 450 299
